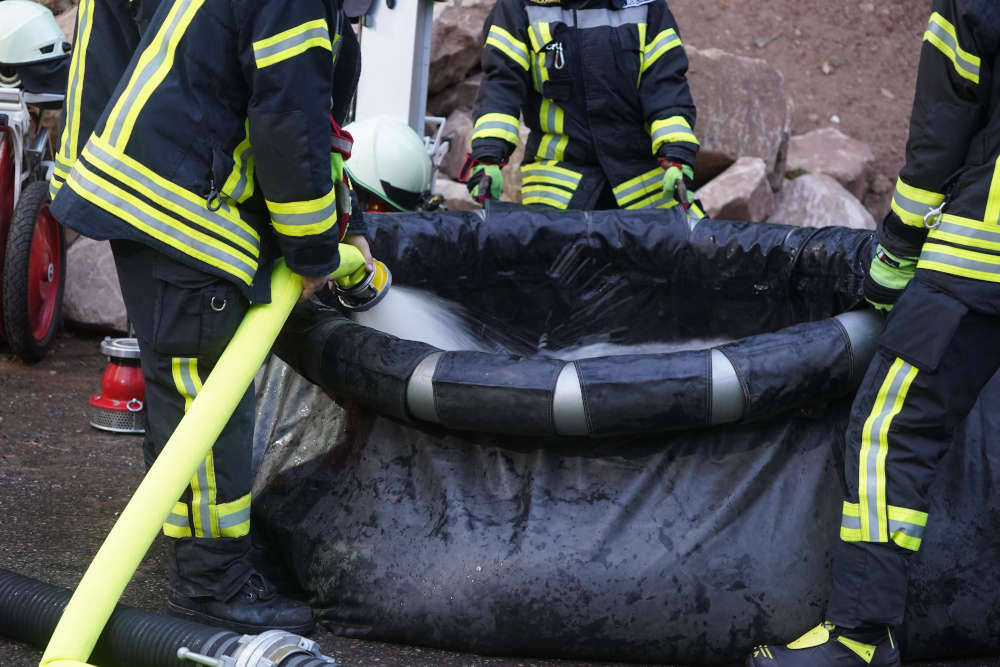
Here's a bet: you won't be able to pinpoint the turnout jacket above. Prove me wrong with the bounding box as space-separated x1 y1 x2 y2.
50 0 162 200
51 0 363 303
469 0 699 210
882 0 1000 292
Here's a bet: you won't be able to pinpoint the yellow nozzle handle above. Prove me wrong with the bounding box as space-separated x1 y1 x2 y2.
331 243 369 289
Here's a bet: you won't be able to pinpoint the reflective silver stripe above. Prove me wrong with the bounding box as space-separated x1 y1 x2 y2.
864 361 914 541
892 187 936 221
270 199 338 229
841 513 861 531
70 166 258 279
616 172 661 203
532 52 544 90
920 249 1000 278
925 20 980 80
227 146 254 202
934 219 1000 246
710 348 744 424
253 26 330 63
106 0 196 146
195 460 212 537
218 506 251 529
630 194 673 209
487 26 528 64
166 510 189 527
545 102 558 133
523 167 578 188
86 141 260 252
525 6 646 28
889 516 924 541
646 29 680 52
539 134 564 161
651 122 694 144
474 119 519 136
523 185 571 206
330 135 353 155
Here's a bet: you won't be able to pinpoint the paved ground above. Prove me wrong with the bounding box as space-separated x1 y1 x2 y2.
0 331 997 667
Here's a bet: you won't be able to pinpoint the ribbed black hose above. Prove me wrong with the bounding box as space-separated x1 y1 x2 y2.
0 569 337 666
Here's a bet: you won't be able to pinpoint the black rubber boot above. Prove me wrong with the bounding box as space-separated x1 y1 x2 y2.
167 571 315 635
747 622 901 666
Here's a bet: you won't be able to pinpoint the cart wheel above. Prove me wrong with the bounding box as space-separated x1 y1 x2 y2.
2 181 65 362
0 130 15 338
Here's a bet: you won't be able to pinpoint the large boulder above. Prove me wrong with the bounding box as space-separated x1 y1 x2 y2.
63 238 128 333
786 127 876 200
501 120 529 204
55 4 76 42
438 108 473 182
428 72 482 118
696 156 773 222
687 47 792 190
770 173 876 230
429 5 490 97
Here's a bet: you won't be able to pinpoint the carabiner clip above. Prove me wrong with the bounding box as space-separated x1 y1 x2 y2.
923 201 945 229
546 42 565 70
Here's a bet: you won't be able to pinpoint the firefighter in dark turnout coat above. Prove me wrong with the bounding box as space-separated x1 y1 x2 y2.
747 2 1000 665
461 0 702 214
51 0 367 634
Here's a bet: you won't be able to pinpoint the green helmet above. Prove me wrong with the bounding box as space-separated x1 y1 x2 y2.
344 115 433 212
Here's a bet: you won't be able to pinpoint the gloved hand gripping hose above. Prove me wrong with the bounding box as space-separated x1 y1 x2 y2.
40 249 376 667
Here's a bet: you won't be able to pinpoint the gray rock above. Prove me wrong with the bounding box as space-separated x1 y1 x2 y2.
439 108 473 182
428 72 483 117
687 47 791 190
697 157 774 222
429 5 490 96
770 173 876 230
501 121 530 204
54 4 76 42
63 238 128 333
787 127 875 200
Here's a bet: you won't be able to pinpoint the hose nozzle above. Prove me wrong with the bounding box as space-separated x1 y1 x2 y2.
328 243 391 311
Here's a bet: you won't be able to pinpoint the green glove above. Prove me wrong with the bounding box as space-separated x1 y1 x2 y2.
864 244 917 312
661 161 695 207
467 163 503 203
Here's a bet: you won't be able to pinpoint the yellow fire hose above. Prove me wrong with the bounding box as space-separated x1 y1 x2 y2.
40 246 370 667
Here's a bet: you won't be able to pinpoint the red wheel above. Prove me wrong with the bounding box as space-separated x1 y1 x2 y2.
2 181 65 362
0 128 16 337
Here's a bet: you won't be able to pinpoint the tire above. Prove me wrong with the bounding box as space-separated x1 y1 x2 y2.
2 180 65 363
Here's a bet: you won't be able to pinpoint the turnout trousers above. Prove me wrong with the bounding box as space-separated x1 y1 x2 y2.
827 274 1000 628
111 240 256 601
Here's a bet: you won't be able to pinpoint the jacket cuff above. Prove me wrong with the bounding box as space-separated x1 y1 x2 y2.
878 210 927 259
470 137 513 164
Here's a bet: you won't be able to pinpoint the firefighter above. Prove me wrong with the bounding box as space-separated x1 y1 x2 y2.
49 0 161 200
459 0 703 215
50 0 370 635
747 1 1000 664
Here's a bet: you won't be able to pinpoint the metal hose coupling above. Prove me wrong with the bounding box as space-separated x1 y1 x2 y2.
335 258 391 312
178 630 340 666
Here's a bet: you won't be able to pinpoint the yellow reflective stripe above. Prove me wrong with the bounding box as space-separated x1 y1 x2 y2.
838 637 876 663
927 214 1000 252
58 0 96 164
539 99 564 134
522 183 571 209
635 22 647 86
472 112 520 145
104 0 204 150
891 177 945 228
223 121 255 204
924 12 981 84
613 166 663 206
163 500 193 538
626 190 677 210
521 161 580 180
267 187 338 237
842 501 927 550
984 158 1000 225
66 162 256 284
85 137 260 253
171 358 218 539
918 242 1000 282
253 19 333 69
642 27 681 74
650 115 698 153
528 23 552 92
486 25 529 71
536 133 568 162
858 358 918 543
217 493 252 537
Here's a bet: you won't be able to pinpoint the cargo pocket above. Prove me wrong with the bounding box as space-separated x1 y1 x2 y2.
151 259 246 360
878 279 967 372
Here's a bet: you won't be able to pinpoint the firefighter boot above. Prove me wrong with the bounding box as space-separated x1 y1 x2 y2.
167 571 315 635
747 622 901 666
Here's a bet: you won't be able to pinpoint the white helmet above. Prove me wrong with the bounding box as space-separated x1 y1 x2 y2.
344 115 433 212
0 0 67 65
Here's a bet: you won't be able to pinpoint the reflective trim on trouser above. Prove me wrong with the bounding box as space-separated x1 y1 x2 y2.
520 161 582 209
841 501 927 551
613 166 664 207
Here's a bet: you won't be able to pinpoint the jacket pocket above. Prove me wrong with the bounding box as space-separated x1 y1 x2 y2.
878 279 967 372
